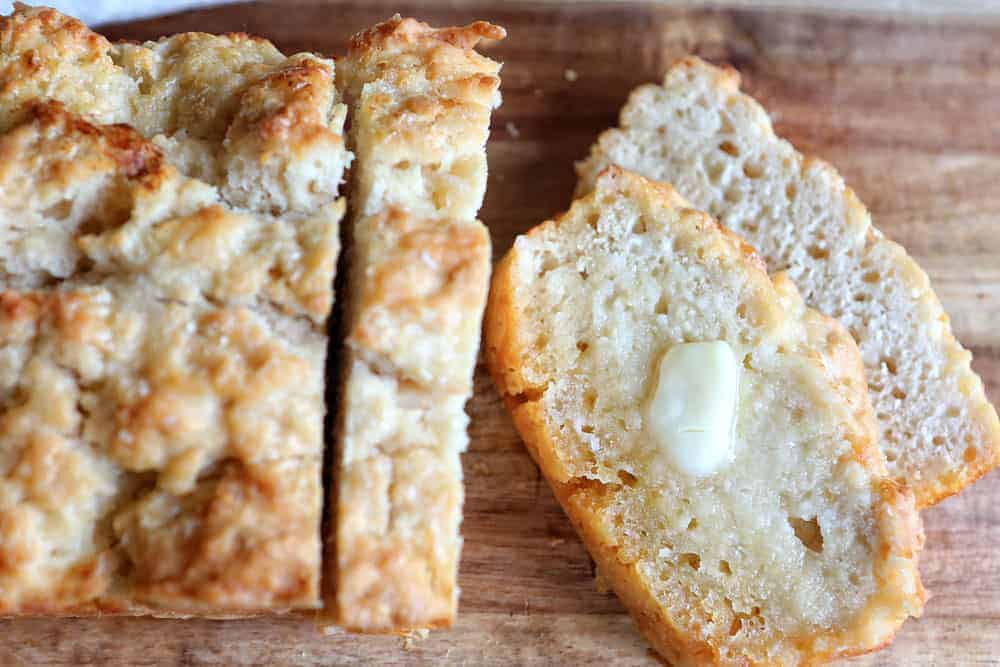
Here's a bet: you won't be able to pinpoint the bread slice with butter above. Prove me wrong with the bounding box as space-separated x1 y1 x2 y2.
484 167 925 665
576 57 1000 508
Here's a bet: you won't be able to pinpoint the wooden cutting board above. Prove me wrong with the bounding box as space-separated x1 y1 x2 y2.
5 2 999 664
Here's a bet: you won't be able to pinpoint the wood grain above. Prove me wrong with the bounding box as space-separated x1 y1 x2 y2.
5 2 998 664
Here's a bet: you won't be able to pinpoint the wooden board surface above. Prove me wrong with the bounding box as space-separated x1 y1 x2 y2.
4 1 999 664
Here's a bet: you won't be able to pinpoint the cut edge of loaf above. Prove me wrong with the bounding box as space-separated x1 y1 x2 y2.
485 166 925 665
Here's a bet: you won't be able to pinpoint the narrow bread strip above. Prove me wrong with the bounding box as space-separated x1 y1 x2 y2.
331 16 503 631
485 167 925 665
0 5 349 614
577 57 1000 507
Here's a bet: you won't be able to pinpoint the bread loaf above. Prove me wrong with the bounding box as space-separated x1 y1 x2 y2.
0 5 348 614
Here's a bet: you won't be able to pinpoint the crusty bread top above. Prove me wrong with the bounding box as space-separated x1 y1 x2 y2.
486 167 925 665
1 3 350 216
0 2 352 323
331 15 502 632
0 102 344 323
338 14 502 392
340 14 503 222
0 5 344 614
576 57 1000 507
0 283 325 613
0 4 137 132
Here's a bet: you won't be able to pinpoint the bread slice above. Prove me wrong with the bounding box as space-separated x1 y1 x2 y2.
485 167 925 665
577 57 1000 508
0 6 349 614
330 16 503 631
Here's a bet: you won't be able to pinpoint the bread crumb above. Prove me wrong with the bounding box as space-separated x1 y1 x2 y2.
401 628 430 650
595 570 612 594
548 537 565 547
505 121 520 139
564 68 578 82
469 459 492 475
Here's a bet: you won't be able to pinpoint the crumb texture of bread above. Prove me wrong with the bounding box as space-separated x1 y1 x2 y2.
576 57 1000 508
332 15 503 632
0 4 349 615
485 168 925 666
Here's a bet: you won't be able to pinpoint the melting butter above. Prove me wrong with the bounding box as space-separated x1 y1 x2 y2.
647 341 739 476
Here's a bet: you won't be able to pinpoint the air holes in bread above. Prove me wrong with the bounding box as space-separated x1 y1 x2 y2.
539 253 558 276
808 245 829 260
743 162 763 179
618 470 638 487
679 553 701 570
719 560 732 575
881 356 898 375
789 516 824 553
655 294 669 315
719 140 739 157
707 161 725 185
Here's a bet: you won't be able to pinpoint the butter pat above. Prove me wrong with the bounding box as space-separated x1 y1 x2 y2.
647 341 739 476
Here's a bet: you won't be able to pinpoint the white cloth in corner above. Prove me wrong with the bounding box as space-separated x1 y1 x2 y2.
0 0 240 26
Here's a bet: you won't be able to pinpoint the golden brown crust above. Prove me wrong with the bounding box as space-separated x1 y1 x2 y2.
349 208 492 391
0 101 342 322
331 15 503 632
0 5 345 617
0 286 324 615
0 4 136 132
485 167 925 665
334 429 465 632
348 15 505 55
340 15 503 222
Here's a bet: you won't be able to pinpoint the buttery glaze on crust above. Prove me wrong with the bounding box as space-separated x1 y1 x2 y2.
332 15 502 632
484 168 925 665
0 4 348 615
576 56 1000 508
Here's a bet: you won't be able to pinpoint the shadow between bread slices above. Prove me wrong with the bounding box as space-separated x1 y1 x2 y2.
484 166 926 665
